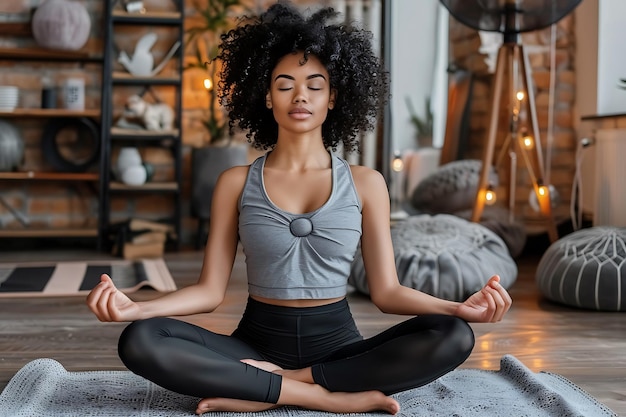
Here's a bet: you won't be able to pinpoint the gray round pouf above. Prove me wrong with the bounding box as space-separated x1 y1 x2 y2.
410 159 497 214
536 226 626 311
349 214 518 302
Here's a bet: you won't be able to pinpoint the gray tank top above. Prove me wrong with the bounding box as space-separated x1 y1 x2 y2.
238 153 362 299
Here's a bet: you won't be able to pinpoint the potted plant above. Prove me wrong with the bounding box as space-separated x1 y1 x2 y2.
185 0 245 145
405 96 433 148
185 0 248 247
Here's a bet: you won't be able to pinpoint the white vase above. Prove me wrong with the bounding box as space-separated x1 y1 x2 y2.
121 165 147 186
116 147 142 180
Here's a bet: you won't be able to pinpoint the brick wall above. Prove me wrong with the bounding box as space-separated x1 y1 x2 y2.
1 1 581 245
0 1 105 234
0 0 258 245
449 14 577 234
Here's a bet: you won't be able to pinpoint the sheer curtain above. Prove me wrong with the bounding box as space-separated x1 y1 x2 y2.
431 3 449 150
329 0 383 168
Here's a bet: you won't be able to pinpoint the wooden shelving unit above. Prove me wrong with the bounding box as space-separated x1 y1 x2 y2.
0 228 98 238
0 42 103 244
0 109 100 118
99 2 184 250
0 46 102 62
0 172 99 181
109 181 179 191
111 10 182 23
112 71 182 85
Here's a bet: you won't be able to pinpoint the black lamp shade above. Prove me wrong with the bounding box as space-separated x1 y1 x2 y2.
440 0 582 35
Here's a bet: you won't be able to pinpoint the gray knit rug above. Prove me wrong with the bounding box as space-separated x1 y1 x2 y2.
0 355 617 417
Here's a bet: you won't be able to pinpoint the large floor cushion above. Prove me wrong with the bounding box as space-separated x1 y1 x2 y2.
410 159 497 214
536 226 626 311
454 206 527 258
349 214 518 302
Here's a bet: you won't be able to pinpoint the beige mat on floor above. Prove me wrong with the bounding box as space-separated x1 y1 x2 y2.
0 258 176 297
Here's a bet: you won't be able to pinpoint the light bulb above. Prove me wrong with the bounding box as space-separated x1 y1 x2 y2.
521 133 534 150
484 186 497 205
392 156 404 172
203 78 213 90
538 185 547 196
529 184 560 212
516 91 525 101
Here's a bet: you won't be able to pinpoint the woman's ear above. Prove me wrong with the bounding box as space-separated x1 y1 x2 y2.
329 89 337 110
265 92 272 109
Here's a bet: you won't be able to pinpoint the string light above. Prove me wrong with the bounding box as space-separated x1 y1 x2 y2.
529 183 560 212
392 154 404 172
390 152 407 219
537 184 548 198
203 78 213 91
484 185 497 205
521 131 534 149
516 90 525 101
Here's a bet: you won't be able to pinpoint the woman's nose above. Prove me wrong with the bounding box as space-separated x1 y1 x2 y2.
293 87 308 103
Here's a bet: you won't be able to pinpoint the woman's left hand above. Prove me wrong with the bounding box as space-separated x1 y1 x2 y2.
454 275 512 323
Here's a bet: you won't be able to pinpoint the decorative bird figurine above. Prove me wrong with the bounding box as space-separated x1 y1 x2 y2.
118 33 181 77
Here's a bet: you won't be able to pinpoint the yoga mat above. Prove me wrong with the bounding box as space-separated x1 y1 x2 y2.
0 355 617 416
0 258 176 297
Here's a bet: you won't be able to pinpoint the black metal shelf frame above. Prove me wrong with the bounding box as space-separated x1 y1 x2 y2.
98 0 184 251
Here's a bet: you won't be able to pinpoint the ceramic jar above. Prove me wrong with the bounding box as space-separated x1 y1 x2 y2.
116 147 145 185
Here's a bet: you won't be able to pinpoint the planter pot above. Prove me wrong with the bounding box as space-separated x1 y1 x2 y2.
191 144 247 246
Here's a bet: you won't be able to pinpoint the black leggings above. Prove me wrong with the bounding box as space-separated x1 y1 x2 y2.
118 297 474 404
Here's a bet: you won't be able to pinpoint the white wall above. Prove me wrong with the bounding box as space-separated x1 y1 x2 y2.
389 0 445 153
575 0 626 218
576 0 626 117
597 0 626 114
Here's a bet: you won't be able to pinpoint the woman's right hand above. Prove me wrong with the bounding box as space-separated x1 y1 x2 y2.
86 274 142 322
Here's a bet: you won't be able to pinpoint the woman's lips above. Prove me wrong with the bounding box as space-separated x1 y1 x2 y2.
289 108 312 119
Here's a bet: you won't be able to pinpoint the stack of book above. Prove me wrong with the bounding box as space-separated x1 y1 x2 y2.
112 219 174 260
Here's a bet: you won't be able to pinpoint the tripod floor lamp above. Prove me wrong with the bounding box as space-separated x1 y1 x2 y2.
440 0 581 242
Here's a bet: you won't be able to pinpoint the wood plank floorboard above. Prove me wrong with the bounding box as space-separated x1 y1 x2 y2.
0 247 624 415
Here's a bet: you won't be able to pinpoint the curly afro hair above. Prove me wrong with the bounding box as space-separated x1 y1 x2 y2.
216 1 390 152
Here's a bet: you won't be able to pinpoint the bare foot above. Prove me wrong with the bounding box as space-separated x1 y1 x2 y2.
196 391 399 415
240 358 283 373
198 362 399 415
196 397 277 414
321 390 399 415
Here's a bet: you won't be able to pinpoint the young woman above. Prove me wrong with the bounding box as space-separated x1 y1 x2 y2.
87 2 512 415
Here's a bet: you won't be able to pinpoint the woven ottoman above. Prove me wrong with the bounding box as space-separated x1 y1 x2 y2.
406 159 526 258
410 159 497 214
536 226 626 311
349 214 518 302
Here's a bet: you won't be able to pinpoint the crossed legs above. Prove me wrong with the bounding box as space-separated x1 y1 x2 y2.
198 314 474 413
118 312 474 415
118 317 397 414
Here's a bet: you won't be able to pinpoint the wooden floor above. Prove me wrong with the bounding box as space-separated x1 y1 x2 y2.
0 244 624 416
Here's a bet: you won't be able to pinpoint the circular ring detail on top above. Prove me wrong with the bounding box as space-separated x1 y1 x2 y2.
290 217 313 237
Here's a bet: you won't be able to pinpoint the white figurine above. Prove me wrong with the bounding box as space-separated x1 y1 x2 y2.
118 33 181 77
124 95 175 131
